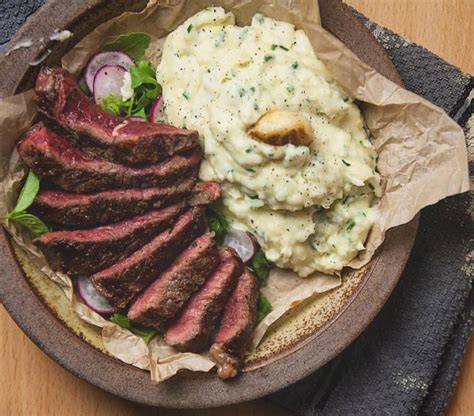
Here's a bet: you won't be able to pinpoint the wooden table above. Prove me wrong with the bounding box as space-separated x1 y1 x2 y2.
1 1 472 415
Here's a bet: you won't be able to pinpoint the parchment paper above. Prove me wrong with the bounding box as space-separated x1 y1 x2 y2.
0 0 469 383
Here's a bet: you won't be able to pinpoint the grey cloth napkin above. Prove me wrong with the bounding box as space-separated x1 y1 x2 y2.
2 2 473 415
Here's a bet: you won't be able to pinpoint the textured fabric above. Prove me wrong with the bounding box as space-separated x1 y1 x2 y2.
2 2 473 415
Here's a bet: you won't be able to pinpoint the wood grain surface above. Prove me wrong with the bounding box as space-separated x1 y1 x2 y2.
1 1 472 415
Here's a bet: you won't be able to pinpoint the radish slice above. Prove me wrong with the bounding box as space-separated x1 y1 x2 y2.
84 51 133 92
93 64 127 105
77 276 114 315
223 228 256 263
149 96 166 123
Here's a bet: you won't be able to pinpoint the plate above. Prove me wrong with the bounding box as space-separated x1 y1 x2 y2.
0 0 418 408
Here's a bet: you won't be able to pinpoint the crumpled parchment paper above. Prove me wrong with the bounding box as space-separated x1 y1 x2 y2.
0 0 469 382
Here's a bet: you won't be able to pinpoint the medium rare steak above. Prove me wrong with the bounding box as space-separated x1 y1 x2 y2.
209 269 259 379
35 67 199 165
34 203 185 278
91 207 206 309
188 181 221 206
128 233 218 328
18 123 201 194
32 177 196 227
165 247 242 352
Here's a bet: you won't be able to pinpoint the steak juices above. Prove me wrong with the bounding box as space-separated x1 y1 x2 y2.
16 65 260 379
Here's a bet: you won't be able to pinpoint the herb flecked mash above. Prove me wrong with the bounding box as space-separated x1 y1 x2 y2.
158 8 381 276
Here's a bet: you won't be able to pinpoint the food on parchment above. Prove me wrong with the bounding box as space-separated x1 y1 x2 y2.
210 269 259 379
127 233 219 328
91 207 207 309
35 66 199 165
34 203 186 278
31 177 196 227
158 8 380 276
17 123 201 193
165 247 242 352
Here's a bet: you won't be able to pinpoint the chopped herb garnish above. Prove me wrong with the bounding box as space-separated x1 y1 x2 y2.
342 159 351 166
286 85 295 93
257 294 272 322
182 91 190 100
368 183 375 190
279 45 289 51
245 148 253 153
291 61 299 69
343 96 350 102
248 194 259 199
346 221 356 231
257 15 265 24
250 86 256 93
271 44 278 51
187 24 193 33
245 167 256 173
264 54 274 62
238 88 246 98
254 103 259 111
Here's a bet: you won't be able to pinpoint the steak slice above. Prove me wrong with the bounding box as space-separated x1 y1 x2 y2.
35 66 199 165
188 181 221 206
209 269 259 379
91 207 206 309
164 247 242 352
18 123 201 194
34 203 185 278
32 176 196 227
128 233 218 328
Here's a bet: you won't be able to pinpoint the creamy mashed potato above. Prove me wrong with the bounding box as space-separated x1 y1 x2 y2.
157 8 380 276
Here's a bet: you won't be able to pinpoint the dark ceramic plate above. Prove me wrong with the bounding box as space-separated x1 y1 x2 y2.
0 0 418 408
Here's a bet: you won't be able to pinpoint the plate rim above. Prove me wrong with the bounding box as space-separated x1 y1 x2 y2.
0 0 419 408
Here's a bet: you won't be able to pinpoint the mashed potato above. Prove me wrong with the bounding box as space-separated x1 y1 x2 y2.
157 7 380 276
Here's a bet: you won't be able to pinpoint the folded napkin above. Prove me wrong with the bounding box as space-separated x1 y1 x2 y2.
2 2 472 415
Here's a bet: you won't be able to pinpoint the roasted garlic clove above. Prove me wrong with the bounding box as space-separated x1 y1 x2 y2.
248 110 314 147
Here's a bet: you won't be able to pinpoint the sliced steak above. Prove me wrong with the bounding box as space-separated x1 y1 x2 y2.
35 66 199 165
18 123 201 194
91 207 206 309
209 269 259 379
128 233 218 328
34 203 185 278
32 176 196 227
188 181 221 206
165 247 242 352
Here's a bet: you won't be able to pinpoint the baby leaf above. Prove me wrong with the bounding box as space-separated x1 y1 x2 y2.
257 294 272 322
11 170 40 214
7 211 49 236
101 32 151 60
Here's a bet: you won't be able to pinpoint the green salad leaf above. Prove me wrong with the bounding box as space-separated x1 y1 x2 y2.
6 211 50 236
249 248 274 285
99 94 126 116
206 206 229 245
4 170 49 237
256 294 272 323
11 170 40 213
101 32 151 60
110 313 159 344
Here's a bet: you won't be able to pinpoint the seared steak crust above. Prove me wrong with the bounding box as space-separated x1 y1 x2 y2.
34 203 185 278
17 123 201 194
35 67 199 165
165 247 242 352
209 270 259 379
91 207 206 309
128 233 218 328
188 181 221 206
32 177 196 227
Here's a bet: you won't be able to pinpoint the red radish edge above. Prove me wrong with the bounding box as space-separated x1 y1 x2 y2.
77 276 114 315
149 96 165 123
84 50 133 92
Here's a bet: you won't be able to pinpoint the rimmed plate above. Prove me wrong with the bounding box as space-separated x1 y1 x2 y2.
0 0 418 408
